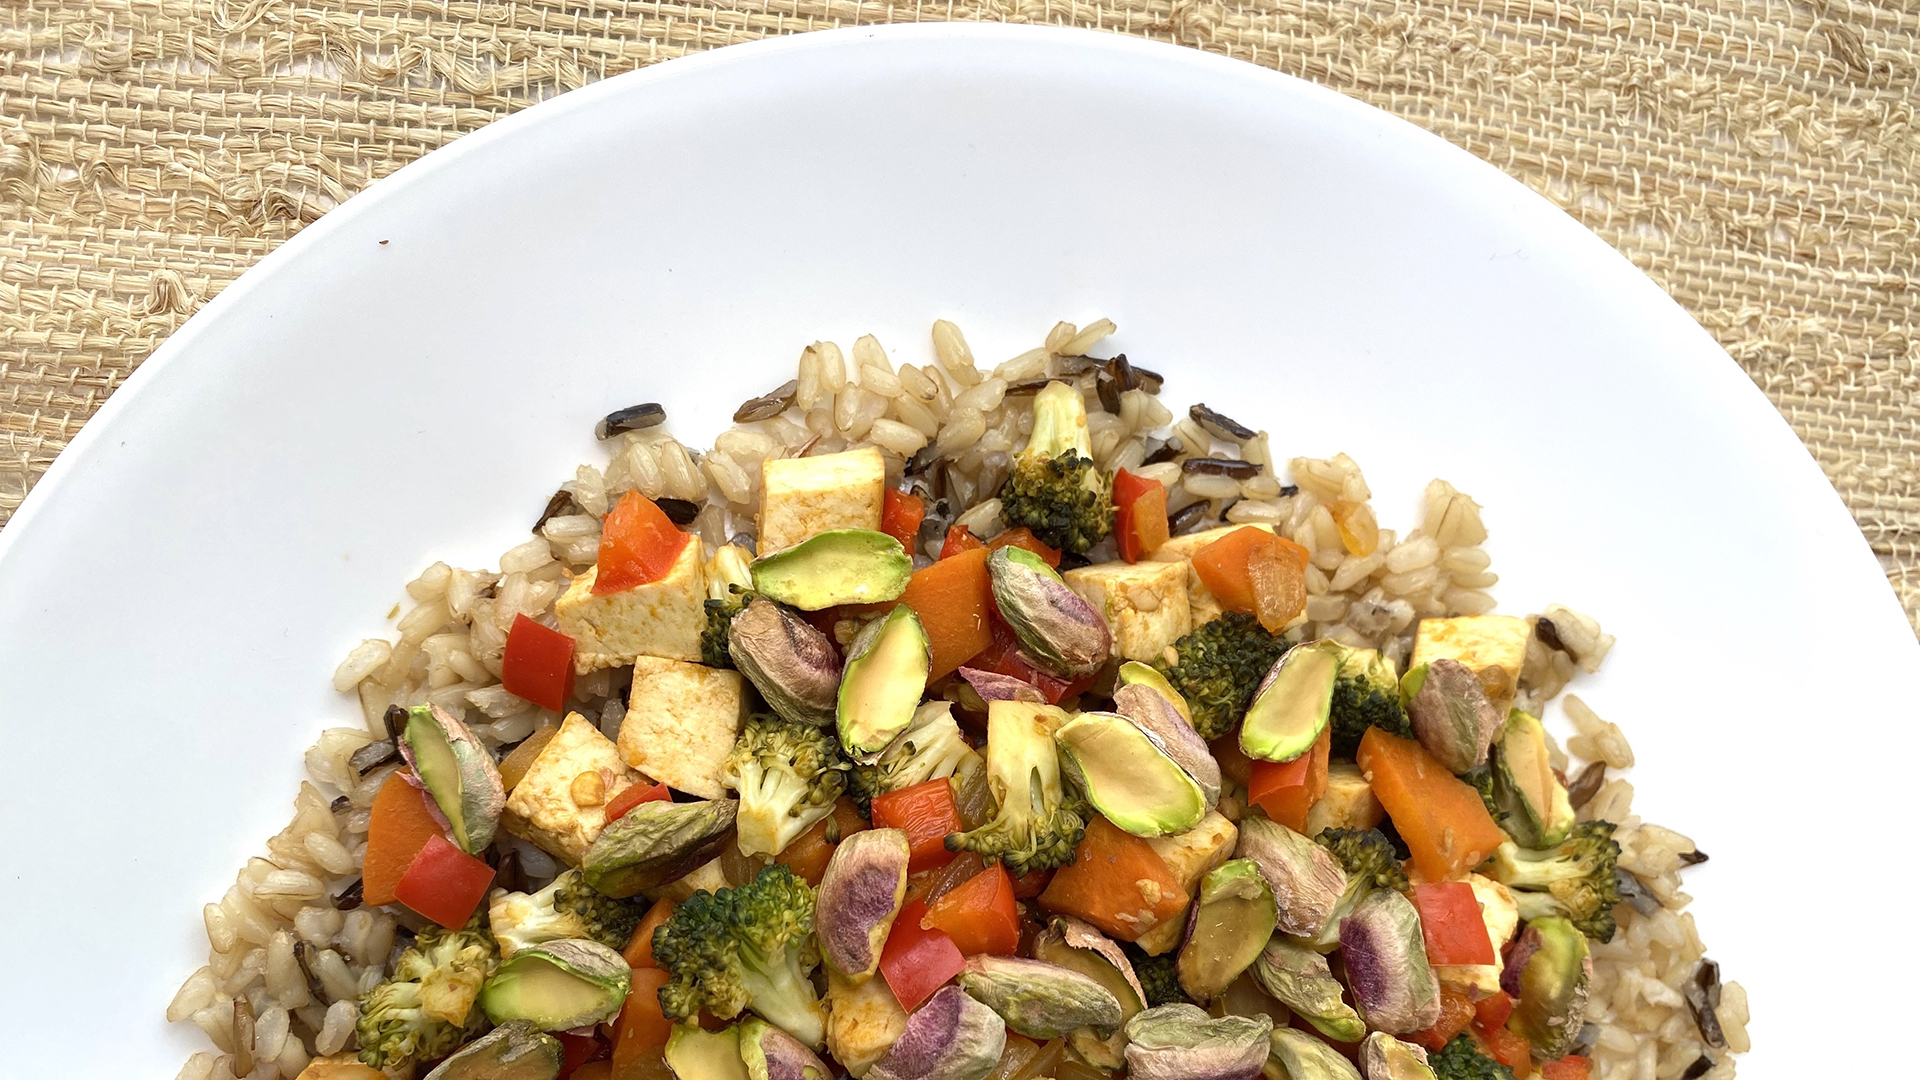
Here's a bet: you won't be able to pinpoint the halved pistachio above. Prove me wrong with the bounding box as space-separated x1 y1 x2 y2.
1250 937 1365 1044
422 1020 563 1080
869 985 1006 1080
1031 917 1148 1069
1116 660 1193 723
1493 709 1575 848
1401 659 1501 774
1504 917 1592 1059
1267 1028 1364 1080
1113 682 1221 807
741 1016 833 1080
581 798 738 899
1233 817 1347 939
1239 640 1342 763
667 1023 750 1080
400 703 506 854
1338 890 1440 1035
1358 1033 1437 1080
815 828 911 984
956 666 1047 705
729 598 842 727
1177 859 1278 1002
837 606 932 759
958 954 1124 1039
1057 711 1208 838
1123 1004 1272 1080
751 529 912 610
987 547 1112 678
479 939 631 1030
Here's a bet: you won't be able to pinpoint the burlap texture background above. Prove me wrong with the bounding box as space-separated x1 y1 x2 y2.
2 0 1915 631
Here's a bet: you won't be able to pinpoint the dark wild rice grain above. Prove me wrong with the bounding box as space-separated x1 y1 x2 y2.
595 403 666 439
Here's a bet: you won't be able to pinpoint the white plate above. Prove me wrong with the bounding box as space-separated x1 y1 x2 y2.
0 23 1911 1075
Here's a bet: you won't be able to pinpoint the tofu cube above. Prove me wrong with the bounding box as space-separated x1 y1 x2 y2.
758 446 886 554
501 713 643 866
1134 810 1240 954
619 657 748 799
1411 615 1531 710
1063 559 1192 663
555 537 707 671
1151 524 1275 627
1302 761 1386 836
827 969 909 1078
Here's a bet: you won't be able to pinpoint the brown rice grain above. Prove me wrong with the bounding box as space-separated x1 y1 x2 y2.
1059 318 1116 356
931 321 980 386
993 348 1049 384
868 418 929 457
1044 321 1078 353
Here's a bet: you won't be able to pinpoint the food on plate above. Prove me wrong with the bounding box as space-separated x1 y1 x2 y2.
168 318 1746 1080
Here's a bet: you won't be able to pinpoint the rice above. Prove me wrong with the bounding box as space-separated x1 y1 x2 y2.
172 314 1743 1077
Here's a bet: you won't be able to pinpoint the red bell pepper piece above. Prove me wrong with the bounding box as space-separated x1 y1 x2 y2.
882 489 926 551
502 614 577 712
1540 1056 1592 1080
871 778 963 874
1246 727 1331 831
603 780 672 824
556 1031 604 1077
969 616 1091 704
940 524 987 560
609 968 675 1071
393 834 495 929
922 862 1019 956
1476 1023 1534 1076
594 490 692 594
1010 867 1054 899
1474 990 1515 1030
1412 881 1495 966
1113 470 1170 563
985 527 1062 569
879 898 966 1011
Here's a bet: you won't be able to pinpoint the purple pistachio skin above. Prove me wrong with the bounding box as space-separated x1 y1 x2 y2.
742 1019 832 1080
956 666 1048 704
1113 683 1222 806
1339 890 1441 1035
869 986 1007 1080
815 829 911 981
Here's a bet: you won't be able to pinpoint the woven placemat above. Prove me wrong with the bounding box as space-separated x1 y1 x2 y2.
3 0 1915 632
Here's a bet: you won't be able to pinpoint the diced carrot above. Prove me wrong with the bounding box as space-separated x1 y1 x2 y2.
622 898 676 970
987 526 1062 569
1478 1022 1533 1077
872 778 964 874
882 489 926 551
609 1046 672 1080
1036 817 1188 942
572 1062 615 1080
594 491 691 594
1412 881 1495 966
1357 728 1507 881
922 863 1020 956
362 771 446 908
1540 1056 1592 1080
1246 727 1331 831
1010 867 1054 899
610 968 674 1070
1192 527 1299 614
941 524 988 559
1115 484 1170 564
773 797 868 886
1405 984 1477 1051
893 547 994 679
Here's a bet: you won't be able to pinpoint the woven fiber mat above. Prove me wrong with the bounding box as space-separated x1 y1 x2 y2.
2 0 1916 631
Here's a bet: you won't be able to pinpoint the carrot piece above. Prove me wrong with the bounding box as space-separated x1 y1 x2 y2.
595 491 692 594
923 863 1020 956
986 527 1062 569
1192 527 1306 614
1478 1023 1533 1077
882 489 926 550
904 852 987 911
1036 817 1188 942
362 771 446 908
1540 1056 1592 1080
622 898 676 970
1357 728 1508 882
1474 990 1515 1030
941 524 988 559
773 797 868 886
893 547 995 679
610 968 674 1069
1246 727 1331 832
872 778 964 874
1405 984 1477 1051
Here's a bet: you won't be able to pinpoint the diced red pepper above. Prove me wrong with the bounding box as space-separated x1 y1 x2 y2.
594 491 692 594
940 524 987 560
880 898 966 1011
603 780 672 824
1010 867 1054 899
922 862 1019 956
1474 990 1515 1031
393 834 495 928
985 527 1062 569
557 1031 604 1077
1406 984 1477 1051
970 616 1090 704
502 614 577 712
871 778 964 874
1412 881 1495 966
1113 470 1171 563
1477 1023 1534 1077
1540 1056 1592 1080
882 489 926 551
1246 727 1331 831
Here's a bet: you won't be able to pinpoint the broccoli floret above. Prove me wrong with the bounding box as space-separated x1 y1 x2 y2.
1153 612 1290 740
848 702 974 815
945 703 1086 876
1123 944 1192 1008
996 381 1113 554
356 924 498 1071
1429 1033 1517 1080
1329 646 1413 757
1307 828 1410 950
487 868 650 957
1462 764 1504 823
702 586 753 669
1485 821 1623 943
721 714 850 858
652 864 826 1049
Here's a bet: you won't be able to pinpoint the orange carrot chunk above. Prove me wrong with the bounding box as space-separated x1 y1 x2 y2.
1036 817 1188 942
361 771 446 908
1357 728 1507 881
894 547 995 679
